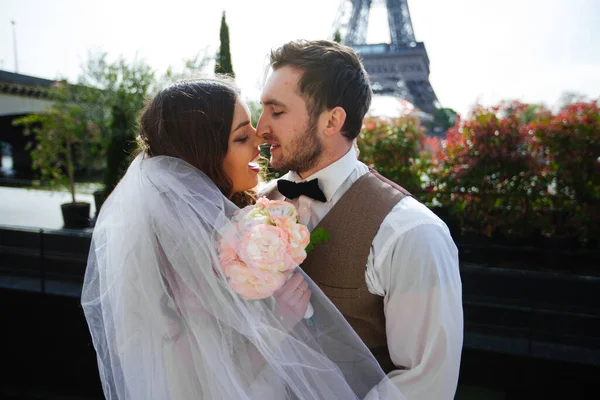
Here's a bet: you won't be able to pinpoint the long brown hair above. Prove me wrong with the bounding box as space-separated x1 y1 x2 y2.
137 77 255 207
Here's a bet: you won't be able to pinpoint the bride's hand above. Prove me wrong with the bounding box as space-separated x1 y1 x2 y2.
273 271 311 330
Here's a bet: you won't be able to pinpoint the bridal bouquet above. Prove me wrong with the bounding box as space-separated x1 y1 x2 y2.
218 198 328 317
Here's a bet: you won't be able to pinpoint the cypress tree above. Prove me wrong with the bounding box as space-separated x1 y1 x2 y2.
333 29 342 43
215 11 235 77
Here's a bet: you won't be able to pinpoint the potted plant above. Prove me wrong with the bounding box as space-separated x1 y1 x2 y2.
13 82 100 229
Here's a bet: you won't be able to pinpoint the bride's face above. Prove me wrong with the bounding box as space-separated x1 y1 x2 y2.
222 99 263 194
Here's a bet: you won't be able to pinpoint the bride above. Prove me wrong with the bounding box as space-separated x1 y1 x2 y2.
81 77 404 399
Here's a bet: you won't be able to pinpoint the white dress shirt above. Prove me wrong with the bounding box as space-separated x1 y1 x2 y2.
261 148 464 399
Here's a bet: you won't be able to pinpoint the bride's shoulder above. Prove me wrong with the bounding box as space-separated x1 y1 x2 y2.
257 177 282 197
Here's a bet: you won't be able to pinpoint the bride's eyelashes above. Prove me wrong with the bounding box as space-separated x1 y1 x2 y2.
235 136 249 143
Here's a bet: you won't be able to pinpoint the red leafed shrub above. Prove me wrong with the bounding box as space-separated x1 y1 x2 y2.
531 101 600 244
428 101 552 239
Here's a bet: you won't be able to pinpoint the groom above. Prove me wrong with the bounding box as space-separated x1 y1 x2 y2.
257 40 463 399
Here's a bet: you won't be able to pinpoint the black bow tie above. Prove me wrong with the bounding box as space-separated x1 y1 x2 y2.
277 179 327 202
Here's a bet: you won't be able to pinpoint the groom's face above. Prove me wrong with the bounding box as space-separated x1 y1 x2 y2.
257 66 323 176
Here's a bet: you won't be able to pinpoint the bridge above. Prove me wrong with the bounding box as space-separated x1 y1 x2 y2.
0 70 56 178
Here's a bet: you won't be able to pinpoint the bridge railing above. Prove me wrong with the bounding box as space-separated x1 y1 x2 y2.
0 224 90 296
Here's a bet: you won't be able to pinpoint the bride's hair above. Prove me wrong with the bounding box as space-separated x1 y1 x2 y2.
137 77 255 207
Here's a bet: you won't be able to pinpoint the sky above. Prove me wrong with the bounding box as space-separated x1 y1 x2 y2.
1 0 599 116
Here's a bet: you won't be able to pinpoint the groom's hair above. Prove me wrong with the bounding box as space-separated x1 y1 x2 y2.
269 40 372 141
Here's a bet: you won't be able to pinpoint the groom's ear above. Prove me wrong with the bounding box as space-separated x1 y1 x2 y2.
323 106 347 137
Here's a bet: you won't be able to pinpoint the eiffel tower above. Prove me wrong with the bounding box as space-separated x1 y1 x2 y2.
333 0 438 114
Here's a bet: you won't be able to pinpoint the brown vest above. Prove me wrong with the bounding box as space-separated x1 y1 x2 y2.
265 170 410 373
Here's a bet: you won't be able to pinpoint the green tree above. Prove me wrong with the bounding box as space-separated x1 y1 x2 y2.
434 108 457 131
100 59 155 198
426 107 458 136
358 115 429 194
246 99 285 182
247 99 262 127
333 30 342 44
76 53 155 199
215 11 235 77
558 91 587 109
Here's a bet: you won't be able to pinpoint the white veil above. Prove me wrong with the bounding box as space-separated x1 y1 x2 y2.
81 154 403 399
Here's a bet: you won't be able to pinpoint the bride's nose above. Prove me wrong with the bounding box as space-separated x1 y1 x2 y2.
251 126 264 147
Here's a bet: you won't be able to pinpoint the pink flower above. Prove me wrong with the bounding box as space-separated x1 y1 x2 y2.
239 225 288 272
255 197 272 209
218 198 318 301
231 205 269 236
256 197 298 220
218 223 242 260
218 240 240 275
272 216 310 265
226 262 286 300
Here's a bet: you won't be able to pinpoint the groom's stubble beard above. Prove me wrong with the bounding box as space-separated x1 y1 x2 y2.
269 116 323 175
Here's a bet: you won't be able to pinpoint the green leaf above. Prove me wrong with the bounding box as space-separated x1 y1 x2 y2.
310 227 330 243
306 228 330 253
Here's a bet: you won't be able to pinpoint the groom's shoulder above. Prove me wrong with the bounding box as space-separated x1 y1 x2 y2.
384 195 450 235
367 168 413 199
366 171 447 230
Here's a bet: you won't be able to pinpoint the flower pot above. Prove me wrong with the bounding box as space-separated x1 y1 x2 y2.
61 202 91 229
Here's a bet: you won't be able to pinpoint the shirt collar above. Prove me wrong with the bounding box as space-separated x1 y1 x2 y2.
287 148 358 202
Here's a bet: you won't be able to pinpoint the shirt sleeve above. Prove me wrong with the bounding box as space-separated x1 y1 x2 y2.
376 222 464 399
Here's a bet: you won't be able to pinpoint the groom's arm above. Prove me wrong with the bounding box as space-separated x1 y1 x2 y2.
374 221 463 399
